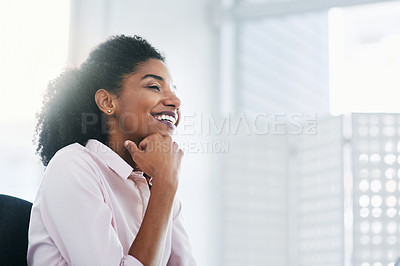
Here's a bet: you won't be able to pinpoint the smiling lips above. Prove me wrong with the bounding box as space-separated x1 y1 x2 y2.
151 111 178 129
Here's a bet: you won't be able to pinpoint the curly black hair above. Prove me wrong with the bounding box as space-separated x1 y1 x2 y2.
35 35 165 166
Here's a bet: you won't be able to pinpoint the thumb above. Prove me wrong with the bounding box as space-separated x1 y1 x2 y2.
124 140 141 155
124 141 145 171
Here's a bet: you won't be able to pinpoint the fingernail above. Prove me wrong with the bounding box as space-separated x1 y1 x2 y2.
124 140 129 147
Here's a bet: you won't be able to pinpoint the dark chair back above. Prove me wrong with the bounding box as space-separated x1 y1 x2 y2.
0 194 32 266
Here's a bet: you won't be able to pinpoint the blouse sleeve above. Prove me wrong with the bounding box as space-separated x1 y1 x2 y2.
167 199 197 266
33 149 143 266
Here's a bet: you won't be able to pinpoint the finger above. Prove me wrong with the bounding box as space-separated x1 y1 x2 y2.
124 141 145 166
159 132 171 137
138 133 161 150
124 140 141 155
173 141 179 151
138 140 148 151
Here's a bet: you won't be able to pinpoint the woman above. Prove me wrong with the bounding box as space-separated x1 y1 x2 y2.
28 35 196 266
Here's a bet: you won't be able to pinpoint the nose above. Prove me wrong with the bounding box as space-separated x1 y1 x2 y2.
163 89 181 109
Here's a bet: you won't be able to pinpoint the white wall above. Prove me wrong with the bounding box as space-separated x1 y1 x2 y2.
68 0 219 264
0 0 70 203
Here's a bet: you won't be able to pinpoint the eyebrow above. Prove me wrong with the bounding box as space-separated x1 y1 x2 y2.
142 74 178 91
141 74 164 81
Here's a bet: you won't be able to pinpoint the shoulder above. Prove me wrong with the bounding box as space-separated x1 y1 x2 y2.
46 143 94 172
43 143 101 193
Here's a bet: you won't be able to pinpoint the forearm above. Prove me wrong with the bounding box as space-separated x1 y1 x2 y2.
128 182 176 265
124 136 182 265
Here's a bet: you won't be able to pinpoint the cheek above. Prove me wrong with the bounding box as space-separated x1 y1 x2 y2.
117 106 156 135
116 99 141 133
118 113 140 134
116 93 159 134
119 113 159 135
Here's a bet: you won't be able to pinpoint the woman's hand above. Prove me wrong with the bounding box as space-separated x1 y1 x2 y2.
124 133 183 191
125 134 184 264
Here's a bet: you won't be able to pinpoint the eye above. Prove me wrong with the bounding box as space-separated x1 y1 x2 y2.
148 85 161 91
172 85 178 94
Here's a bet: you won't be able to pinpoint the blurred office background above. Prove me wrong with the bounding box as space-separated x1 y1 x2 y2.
1 0 400 265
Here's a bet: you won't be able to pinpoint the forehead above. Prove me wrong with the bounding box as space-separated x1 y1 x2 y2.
135 59 173 84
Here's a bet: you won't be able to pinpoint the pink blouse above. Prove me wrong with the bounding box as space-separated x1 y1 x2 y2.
27 139 196 265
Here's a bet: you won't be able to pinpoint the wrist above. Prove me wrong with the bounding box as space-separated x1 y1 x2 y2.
153 170 178 186
151 177 178 196
149 184 177 209
151 181 178 194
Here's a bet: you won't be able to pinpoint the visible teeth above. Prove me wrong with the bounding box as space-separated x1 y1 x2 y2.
154 114 176 125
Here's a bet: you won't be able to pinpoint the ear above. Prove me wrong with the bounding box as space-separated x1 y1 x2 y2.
95 89 117 115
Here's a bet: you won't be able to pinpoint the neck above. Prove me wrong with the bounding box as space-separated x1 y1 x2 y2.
107 131 141 171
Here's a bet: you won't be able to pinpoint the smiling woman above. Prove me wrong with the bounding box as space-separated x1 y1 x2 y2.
28 35 196 266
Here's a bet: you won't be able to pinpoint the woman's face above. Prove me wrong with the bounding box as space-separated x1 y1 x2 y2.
113 58 181 143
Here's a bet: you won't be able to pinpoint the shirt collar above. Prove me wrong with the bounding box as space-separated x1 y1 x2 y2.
85 139 134 179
